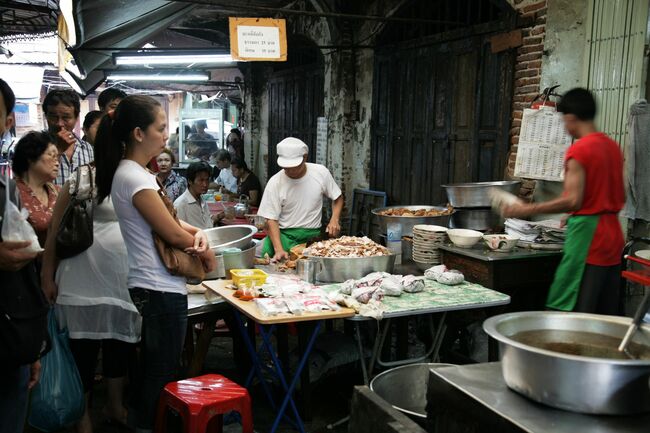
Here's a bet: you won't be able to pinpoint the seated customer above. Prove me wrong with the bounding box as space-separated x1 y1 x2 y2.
174 161 217 229
213 149 237 195
231 158 262 206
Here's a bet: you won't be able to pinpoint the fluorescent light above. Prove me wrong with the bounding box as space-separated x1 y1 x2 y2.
106 71 210 82
114 53 233 66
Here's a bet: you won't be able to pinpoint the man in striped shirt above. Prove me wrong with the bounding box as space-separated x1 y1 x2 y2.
43 89 94 185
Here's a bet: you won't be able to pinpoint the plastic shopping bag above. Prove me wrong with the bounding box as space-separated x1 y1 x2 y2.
28 312 84 432
1 168 41 253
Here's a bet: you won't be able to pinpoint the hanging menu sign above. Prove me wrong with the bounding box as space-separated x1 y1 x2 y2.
514 107 573 181
229 17 287 61
316 117 328 165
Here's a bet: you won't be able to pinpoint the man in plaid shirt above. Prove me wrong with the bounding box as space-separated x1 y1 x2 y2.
43 89 94 185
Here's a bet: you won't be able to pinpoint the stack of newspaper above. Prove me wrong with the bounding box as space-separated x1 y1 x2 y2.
505 218 566 247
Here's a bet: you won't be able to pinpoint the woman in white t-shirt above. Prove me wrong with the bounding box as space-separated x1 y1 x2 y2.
94 95 216 432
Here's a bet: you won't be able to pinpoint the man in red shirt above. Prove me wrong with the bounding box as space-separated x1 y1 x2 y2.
503 88 625 314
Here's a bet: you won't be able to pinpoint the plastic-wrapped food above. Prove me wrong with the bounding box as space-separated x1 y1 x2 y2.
358 299 385 320
284 298 305 315
352 286 384 304
327 291 361 312
424 265 447 281
436 270 465 285
357 272 391 287
379 275 403 296
340 279 356 295
401 275 425 293
254 298 290 316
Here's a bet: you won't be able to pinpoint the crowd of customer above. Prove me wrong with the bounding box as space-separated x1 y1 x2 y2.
0 78 268 433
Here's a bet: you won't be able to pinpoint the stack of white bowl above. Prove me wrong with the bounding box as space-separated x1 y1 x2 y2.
412 225 448 270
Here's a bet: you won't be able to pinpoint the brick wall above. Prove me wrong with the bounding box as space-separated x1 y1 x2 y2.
507 0 548 198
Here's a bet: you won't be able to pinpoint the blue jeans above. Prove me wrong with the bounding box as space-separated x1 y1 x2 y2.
129 288 187 430
0 365 29 433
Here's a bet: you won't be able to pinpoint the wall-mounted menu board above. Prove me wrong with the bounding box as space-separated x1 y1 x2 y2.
514 107 573 181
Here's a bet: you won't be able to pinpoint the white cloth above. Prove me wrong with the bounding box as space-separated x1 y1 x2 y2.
111 159 186 294
174 189 213 229
216 167 238 193
623 99 650 221
257 163 342 229
55 165 141 342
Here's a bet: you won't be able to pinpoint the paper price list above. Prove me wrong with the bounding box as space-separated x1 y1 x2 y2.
514 108 573 181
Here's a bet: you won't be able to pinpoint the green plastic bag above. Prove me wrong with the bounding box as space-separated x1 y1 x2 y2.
28 311 84 431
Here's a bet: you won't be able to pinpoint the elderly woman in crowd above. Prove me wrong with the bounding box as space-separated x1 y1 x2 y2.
11 131 60 247
41 125 139 433
156 147 186 203
95 95 215 432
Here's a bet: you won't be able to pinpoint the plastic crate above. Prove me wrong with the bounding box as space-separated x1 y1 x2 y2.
230 269 268 287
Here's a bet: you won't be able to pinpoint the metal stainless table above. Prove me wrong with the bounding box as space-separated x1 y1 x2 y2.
184 292 229 376
428 362 650 433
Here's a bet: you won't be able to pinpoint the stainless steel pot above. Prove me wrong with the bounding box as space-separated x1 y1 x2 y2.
451 208 502 231
483 311 650 415
372 205 453 236
442 181 521 208
306 254 396 283
204 240 258 279
204 225 257 253
370 363 453 421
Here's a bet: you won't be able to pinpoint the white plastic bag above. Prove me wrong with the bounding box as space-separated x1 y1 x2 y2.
2 169 42 253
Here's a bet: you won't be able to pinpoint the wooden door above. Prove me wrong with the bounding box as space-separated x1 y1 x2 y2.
371 34 513 205
267 64 324 177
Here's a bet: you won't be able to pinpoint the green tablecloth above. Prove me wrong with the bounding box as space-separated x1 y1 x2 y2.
320 278 510 317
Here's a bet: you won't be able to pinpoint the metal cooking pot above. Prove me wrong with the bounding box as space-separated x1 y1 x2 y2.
204 240 258 279
372 205 453 236
442 181 521 208
204 225 256 253
306 254 396 283
451 208 502 231
370 363 454 423
484 311 650 415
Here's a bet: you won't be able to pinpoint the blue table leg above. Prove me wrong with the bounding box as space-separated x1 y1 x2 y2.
233 312 300 430
264 320 322 433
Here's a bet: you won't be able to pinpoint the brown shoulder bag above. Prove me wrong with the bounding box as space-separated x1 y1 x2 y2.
152 179 205 281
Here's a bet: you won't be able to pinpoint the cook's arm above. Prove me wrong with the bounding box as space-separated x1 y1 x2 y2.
266 219 288 261
326 195 344 237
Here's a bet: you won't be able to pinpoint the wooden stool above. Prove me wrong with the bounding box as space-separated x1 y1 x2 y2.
155 374 253 433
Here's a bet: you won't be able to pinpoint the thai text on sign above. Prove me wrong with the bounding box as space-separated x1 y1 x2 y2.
229 18 287 61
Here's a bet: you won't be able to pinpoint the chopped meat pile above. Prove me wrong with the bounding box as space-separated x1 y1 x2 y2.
378 206 453 217
304 236 389 258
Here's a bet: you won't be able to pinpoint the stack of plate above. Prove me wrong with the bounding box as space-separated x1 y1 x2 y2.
412 224 448 270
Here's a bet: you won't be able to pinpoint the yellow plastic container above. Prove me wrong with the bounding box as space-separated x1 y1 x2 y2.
230 269 268 287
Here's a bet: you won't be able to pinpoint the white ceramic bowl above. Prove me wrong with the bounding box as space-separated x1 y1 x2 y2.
447 229 483 248
483 234 520 252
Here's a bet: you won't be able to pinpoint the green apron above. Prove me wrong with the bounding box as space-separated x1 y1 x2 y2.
260 227 321 258
546 215 600 311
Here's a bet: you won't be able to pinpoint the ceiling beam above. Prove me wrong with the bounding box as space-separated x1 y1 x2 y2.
174 0 463 25
0 1 55 15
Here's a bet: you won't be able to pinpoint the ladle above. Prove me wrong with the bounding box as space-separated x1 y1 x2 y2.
618 290 650 355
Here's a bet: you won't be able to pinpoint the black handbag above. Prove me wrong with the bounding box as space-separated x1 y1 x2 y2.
55 165 94 259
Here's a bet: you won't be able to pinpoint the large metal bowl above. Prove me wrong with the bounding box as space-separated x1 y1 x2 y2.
450 208 502 231
204 225 257 253
484 311 650 415
370 363 453 422
306 254 396 283
442 181 521 208
372 205 453 236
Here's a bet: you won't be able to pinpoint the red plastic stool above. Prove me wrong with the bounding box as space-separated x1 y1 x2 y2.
155 374 253 433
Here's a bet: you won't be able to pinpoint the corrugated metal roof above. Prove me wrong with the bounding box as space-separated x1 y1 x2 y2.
0 32 57 65
0 0 59 36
